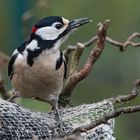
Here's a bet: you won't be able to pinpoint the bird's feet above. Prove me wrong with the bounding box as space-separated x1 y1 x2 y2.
55 108 67 136
34 98 67 135
7 90 20 102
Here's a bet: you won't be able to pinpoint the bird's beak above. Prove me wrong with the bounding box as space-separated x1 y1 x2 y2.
67 17 92 31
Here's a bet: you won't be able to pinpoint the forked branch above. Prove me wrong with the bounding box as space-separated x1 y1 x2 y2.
59 20 111 107
59 22 140 107
106 32 140 51
64 32 140 54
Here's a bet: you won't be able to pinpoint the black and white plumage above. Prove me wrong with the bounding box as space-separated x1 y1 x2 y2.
8 16 91 129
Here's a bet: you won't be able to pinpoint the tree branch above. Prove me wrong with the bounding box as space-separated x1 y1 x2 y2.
107 79 140 104
59 20 110 107
64 32 140 55
69 43 85 74
73 105 140 134
73 79 140 133
0 72 10 100
63 36 98 56
106 32 140 51
60 27 140 107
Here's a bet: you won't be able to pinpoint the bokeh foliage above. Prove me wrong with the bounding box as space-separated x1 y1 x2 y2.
0 0 140 139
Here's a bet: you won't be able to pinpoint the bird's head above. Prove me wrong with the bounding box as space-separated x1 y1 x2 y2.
30 16 92 48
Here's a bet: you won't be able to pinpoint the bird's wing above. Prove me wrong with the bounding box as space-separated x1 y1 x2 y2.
8 53 18 79
8 42 28 79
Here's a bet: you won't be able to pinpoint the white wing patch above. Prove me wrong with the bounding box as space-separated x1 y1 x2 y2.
26 40 39 51
12 49 18 56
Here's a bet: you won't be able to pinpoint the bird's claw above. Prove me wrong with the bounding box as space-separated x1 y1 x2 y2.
55 108 67 136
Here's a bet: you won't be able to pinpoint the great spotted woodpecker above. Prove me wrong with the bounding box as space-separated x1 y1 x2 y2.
8 16 92 130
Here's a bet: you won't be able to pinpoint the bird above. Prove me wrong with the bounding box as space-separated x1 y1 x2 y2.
8 16 92 130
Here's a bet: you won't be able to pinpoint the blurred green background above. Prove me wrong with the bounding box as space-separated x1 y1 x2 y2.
0 0 140 139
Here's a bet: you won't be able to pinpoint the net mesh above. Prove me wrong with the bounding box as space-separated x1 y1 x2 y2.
0 99 115 140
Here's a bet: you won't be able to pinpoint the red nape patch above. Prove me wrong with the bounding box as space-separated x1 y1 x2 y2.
32 26 37 33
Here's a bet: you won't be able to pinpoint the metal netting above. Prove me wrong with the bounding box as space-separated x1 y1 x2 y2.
0 99 115 140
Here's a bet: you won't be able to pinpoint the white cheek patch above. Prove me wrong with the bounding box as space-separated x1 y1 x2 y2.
35 26 65 40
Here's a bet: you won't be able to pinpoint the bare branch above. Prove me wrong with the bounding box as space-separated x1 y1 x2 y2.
0 72 10 100
59 20 110 107
64 32 140 55
73 79 140 133
69 43 85 74
108 79 140 104
126 32 140 41
60 30 140 107
106 32 140 51
63 36 97 56
73 104 140 134
106 37 123 48
83 36 97 47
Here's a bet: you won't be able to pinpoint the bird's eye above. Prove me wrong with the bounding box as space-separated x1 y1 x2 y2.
55 24 63 29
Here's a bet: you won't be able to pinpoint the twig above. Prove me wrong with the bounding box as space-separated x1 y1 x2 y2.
108 79 140 104
60 30 140 107
64 32 140 55
59 20 110 107
106 32 140 51
73 105 140 133
83 36 98 47
69 43 85 74
73 79 140 133
64 36 97 56
0 72 10 100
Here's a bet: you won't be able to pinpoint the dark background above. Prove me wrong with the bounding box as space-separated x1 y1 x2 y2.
0 0 140 139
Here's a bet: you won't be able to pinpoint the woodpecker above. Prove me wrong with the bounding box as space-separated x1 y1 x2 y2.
8 16 91 129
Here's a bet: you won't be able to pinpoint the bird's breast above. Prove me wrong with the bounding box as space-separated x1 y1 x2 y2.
32 49 61 75
12 49 65 99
